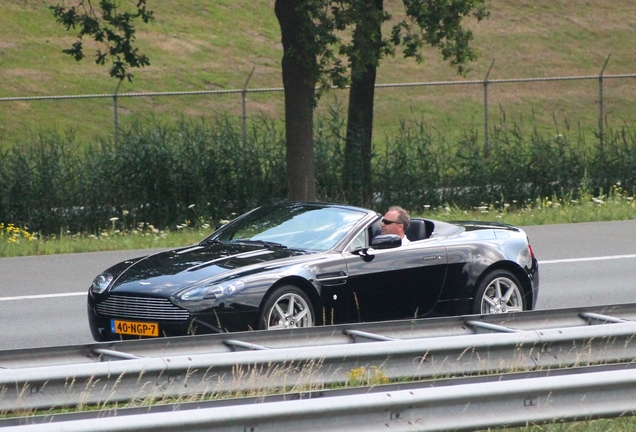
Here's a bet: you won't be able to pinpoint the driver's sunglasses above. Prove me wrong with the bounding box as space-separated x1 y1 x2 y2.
382 218 401 225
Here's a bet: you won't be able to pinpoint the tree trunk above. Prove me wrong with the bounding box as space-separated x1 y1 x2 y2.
343 0 383 207
344 62 377 207
275 0 316 201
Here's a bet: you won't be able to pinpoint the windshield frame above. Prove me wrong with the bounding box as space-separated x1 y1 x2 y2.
204 202 376 252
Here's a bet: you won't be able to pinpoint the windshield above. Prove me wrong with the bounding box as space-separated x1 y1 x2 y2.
209 204 368 252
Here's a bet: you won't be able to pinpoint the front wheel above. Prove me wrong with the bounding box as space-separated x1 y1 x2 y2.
473 270 526 315
258 285 315 330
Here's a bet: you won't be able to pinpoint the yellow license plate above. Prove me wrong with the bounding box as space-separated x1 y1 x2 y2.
111 319 159 337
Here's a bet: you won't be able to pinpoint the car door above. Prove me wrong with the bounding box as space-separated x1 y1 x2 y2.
342 239 448 322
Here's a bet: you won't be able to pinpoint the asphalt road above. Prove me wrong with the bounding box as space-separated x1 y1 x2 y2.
1 220 635 350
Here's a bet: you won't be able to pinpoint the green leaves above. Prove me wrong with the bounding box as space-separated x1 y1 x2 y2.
50 0 154 82
392 0 489 75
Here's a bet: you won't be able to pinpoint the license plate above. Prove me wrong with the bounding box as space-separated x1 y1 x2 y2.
111 319 159 337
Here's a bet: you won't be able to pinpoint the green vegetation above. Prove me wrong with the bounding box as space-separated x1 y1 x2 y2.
1 1 635 145
1 115 635 238
4 1 634 93
495 416 636 432
2 187 634 258
1 0 634 245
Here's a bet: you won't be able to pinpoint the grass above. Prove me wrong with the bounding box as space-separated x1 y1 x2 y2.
494 417 636 432
2 188 635 258
3 1 633 91
1 1 636 145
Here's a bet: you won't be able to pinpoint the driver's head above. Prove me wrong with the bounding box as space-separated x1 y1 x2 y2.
380 206 410 238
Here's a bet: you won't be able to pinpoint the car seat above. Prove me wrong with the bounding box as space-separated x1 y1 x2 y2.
406 218 430 241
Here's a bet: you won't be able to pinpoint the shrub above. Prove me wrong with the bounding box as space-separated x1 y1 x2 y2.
0 111 634 235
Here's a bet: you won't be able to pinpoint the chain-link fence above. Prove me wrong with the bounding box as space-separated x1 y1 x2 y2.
1 69 635 148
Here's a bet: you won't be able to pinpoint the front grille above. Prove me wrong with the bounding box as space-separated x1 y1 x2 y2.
96 294 189 321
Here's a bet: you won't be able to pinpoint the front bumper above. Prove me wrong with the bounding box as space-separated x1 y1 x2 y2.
87 299 260 341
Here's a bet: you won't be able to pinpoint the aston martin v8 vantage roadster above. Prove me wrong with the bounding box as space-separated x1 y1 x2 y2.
88 201 539 341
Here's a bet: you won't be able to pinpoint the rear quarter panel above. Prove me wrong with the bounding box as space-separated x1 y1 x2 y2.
438 227 535 303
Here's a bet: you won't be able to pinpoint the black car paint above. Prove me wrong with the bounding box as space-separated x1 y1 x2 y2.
88 202 539 340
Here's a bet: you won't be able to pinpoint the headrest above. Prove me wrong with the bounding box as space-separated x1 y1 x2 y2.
406 219 427 241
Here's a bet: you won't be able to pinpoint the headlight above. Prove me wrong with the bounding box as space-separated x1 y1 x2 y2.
91 272 113 294
180 280 245 301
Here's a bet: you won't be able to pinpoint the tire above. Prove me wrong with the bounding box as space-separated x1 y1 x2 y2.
473 270 525 315
257 285 315 330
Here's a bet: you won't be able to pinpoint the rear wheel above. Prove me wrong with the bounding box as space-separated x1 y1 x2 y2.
473 270 525 315
258 285 315 330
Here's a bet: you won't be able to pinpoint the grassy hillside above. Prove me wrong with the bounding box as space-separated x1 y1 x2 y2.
1 0 635 144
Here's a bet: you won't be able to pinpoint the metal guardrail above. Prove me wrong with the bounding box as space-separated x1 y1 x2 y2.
4 302 636 369
3 303 636 414
4 363 636 431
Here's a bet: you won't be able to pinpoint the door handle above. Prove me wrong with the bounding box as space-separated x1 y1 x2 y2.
422 255 440 261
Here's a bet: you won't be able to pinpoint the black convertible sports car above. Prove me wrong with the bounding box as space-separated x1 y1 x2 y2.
88 201 539 341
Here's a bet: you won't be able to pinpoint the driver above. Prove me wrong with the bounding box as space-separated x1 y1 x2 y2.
380 206 411 244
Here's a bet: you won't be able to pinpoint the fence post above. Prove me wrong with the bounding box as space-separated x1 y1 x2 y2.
598 54 611 153
113 80 122 145
241 67 255 145
483 59 495 156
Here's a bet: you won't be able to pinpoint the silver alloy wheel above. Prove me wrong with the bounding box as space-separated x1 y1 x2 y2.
265 292 314 329
480 276 524 314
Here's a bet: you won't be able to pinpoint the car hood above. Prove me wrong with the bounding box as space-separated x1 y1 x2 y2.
109 242 312 296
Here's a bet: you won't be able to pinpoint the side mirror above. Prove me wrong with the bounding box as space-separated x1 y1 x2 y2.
350 234 402 261
371 234 402 249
